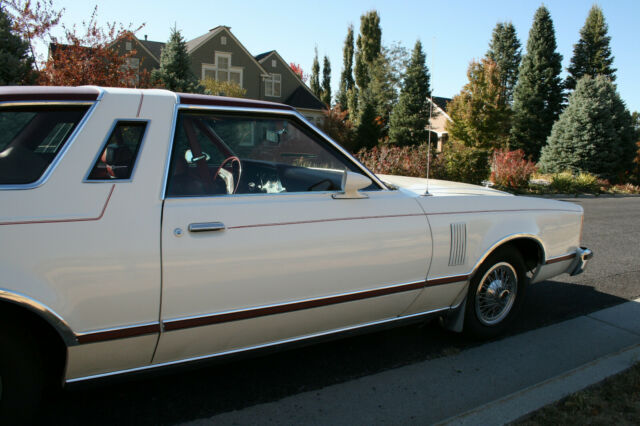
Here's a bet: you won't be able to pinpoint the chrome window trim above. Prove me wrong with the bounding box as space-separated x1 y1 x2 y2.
0 288 78 346
160 103 181 200
0 100 100 190
161 104 388 200
82 118 151 183
66 306 449 384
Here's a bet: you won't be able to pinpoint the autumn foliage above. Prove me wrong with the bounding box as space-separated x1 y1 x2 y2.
289 62 307 82
490 149 537 189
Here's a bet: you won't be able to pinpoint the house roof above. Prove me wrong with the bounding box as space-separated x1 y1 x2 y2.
431 96 451 113
254 50 276 61
139 39 164 61
285 86 326 111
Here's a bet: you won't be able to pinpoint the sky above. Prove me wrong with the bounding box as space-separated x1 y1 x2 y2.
41 0 640 112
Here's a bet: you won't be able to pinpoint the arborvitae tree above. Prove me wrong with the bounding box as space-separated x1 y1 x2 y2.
347 87 359 121
354 10 381 90
388 40 431 146
539 75 635 181
151 27 201 93
510 6 564 160
354 86 380 150
486 22 521 104
336 25 355 108
0 6 35 85
310 47 321 98
321 55 331 106
566 5 616 91
446 58 511 150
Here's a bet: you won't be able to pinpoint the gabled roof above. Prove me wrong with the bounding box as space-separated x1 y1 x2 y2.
185 26 269 75
285 86 326 111
254 50 275 61
139 39 164 62
431 96 451 113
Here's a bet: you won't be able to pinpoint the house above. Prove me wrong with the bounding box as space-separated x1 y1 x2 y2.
113 26 327 124
427 96 452 152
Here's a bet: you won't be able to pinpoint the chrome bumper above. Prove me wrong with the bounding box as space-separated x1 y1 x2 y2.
570 246 593 276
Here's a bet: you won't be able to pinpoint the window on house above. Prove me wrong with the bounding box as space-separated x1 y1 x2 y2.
271 59 277 68
125 41 132 51
201 53 243 87
221 36 227 45
265 74 281 97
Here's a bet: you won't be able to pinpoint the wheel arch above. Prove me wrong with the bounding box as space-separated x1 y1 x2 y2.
471 234 546 279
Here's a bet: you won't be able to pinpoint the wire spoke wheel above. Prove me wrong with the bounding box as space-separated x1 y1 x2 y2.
474 262 518 326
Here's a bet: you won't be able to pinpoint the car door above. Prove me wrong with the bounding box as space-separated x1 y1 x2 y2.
153 109 432 364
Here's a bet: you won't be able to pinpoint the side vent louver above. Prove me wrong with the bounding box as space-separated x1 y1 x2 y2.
449 223 467 266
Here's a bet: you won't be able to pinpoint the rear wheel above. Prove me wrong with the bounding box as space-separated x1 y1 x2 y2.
0 326 46 424
464 246 528 339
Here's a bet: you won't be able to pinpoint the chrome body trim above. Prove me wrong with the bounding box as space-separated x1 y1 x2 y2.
66 306 449 384
570 246 593 276
74 321 161 339
0 100 100 190
162 279 427 326
82 118 151 183
161 104 388 200
0 288 78 346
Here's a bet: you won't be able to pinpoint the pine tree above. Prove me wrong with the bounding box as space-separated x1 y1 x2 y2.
354 10 381 90
446 59 511 150
354 86 380 150
486 22 521 104
388 40 431 146
151 27 201 93
510 6 564 160
566 5 616 91
321 55 331 106
539 75 635 181
0 6 35 85
310 47 321 98
336 25 355 108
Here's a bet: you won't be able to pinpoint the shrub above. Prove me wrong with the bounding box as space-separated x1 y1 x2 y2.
490 149 538 189
550 171 601 194
355 144 429 177
322 105 356 152
439 142 490 185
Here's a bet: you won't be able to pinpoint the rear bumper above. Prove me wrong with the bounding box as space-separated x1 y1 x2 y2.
569 246 593 276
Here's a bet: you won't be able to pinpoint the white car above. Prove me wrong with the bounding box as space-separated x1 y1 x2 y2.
0 86 591 420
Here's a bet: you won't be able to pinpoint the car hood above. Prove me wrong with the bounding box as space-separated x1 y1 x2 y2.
376 174 512 197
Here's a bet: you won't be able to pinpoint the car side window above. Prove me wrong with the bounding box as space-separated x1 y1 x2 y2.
166 112 378 197
87 121 147 180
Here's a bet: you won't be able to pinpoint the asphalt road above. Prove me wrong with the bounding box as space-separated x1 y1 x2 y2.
41 197 640 425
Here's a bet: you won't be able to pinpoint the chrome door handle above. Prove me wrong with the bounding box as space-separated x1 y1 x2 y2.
188 222 226 233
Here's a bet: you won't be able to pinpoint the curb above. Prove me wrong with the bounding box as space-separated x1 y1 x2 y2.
438 343 640 426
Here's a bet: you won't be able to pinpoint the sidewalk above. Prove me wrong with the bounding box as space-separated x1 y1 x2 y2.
185 298 640 426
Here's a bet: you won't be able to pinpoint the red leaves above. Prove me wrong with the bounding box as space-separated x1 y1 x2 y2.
490 149 538 188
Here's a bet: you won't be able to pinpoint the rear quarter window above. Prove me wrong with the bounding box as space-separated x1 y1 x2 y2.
0 106 90 185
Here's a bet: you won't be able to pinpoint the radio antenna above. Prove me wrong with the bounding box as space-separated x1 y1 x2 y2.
424 37 436 196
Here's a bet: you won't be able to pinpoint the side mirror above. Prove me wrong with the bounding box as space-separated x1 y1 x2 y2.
332 171 371 199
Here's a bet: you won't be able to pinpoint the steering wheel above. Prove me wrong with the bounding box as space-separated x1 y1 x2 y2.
213 155 242 194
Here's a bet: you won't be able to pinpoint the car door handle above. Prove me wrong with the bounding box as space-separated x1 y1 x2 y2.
188 222 226 233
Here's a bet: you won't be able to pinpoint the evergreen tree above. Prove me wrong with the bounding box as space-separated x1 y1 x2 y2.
310 47 321 98
368 49 399 138
0 6 35 85
446 58 511 150
566 5 616 91
321 55 331 106
354 86 380 150
336 25 355 108
539 75 635 181
388 40 431 146
510 6 564 160
486 22 521 104
151 27 201 93
354 10 381 90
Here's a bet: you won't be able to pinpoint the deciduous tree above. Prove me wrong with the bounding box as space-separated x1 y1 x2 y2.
446 59 510 151
321 55 331 106
201 78 246 97
510 5 564 160
151 26 201 93
486 22 521 104
566 5 616 91
539 76 635 181
388 40 431 146
310 47 321 98
336 24 355 108
354 10 381 90
289 62 306 82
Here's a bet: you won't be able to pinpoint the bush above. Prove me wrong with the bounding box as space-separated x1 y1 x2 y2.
439 142 490 185
355 144 429 177
490 149 538 189
322 105 356 152
550 171 601 194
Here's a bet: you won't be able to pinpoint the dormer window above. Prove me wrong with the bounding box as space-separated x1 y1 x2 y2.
202 52 243 87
